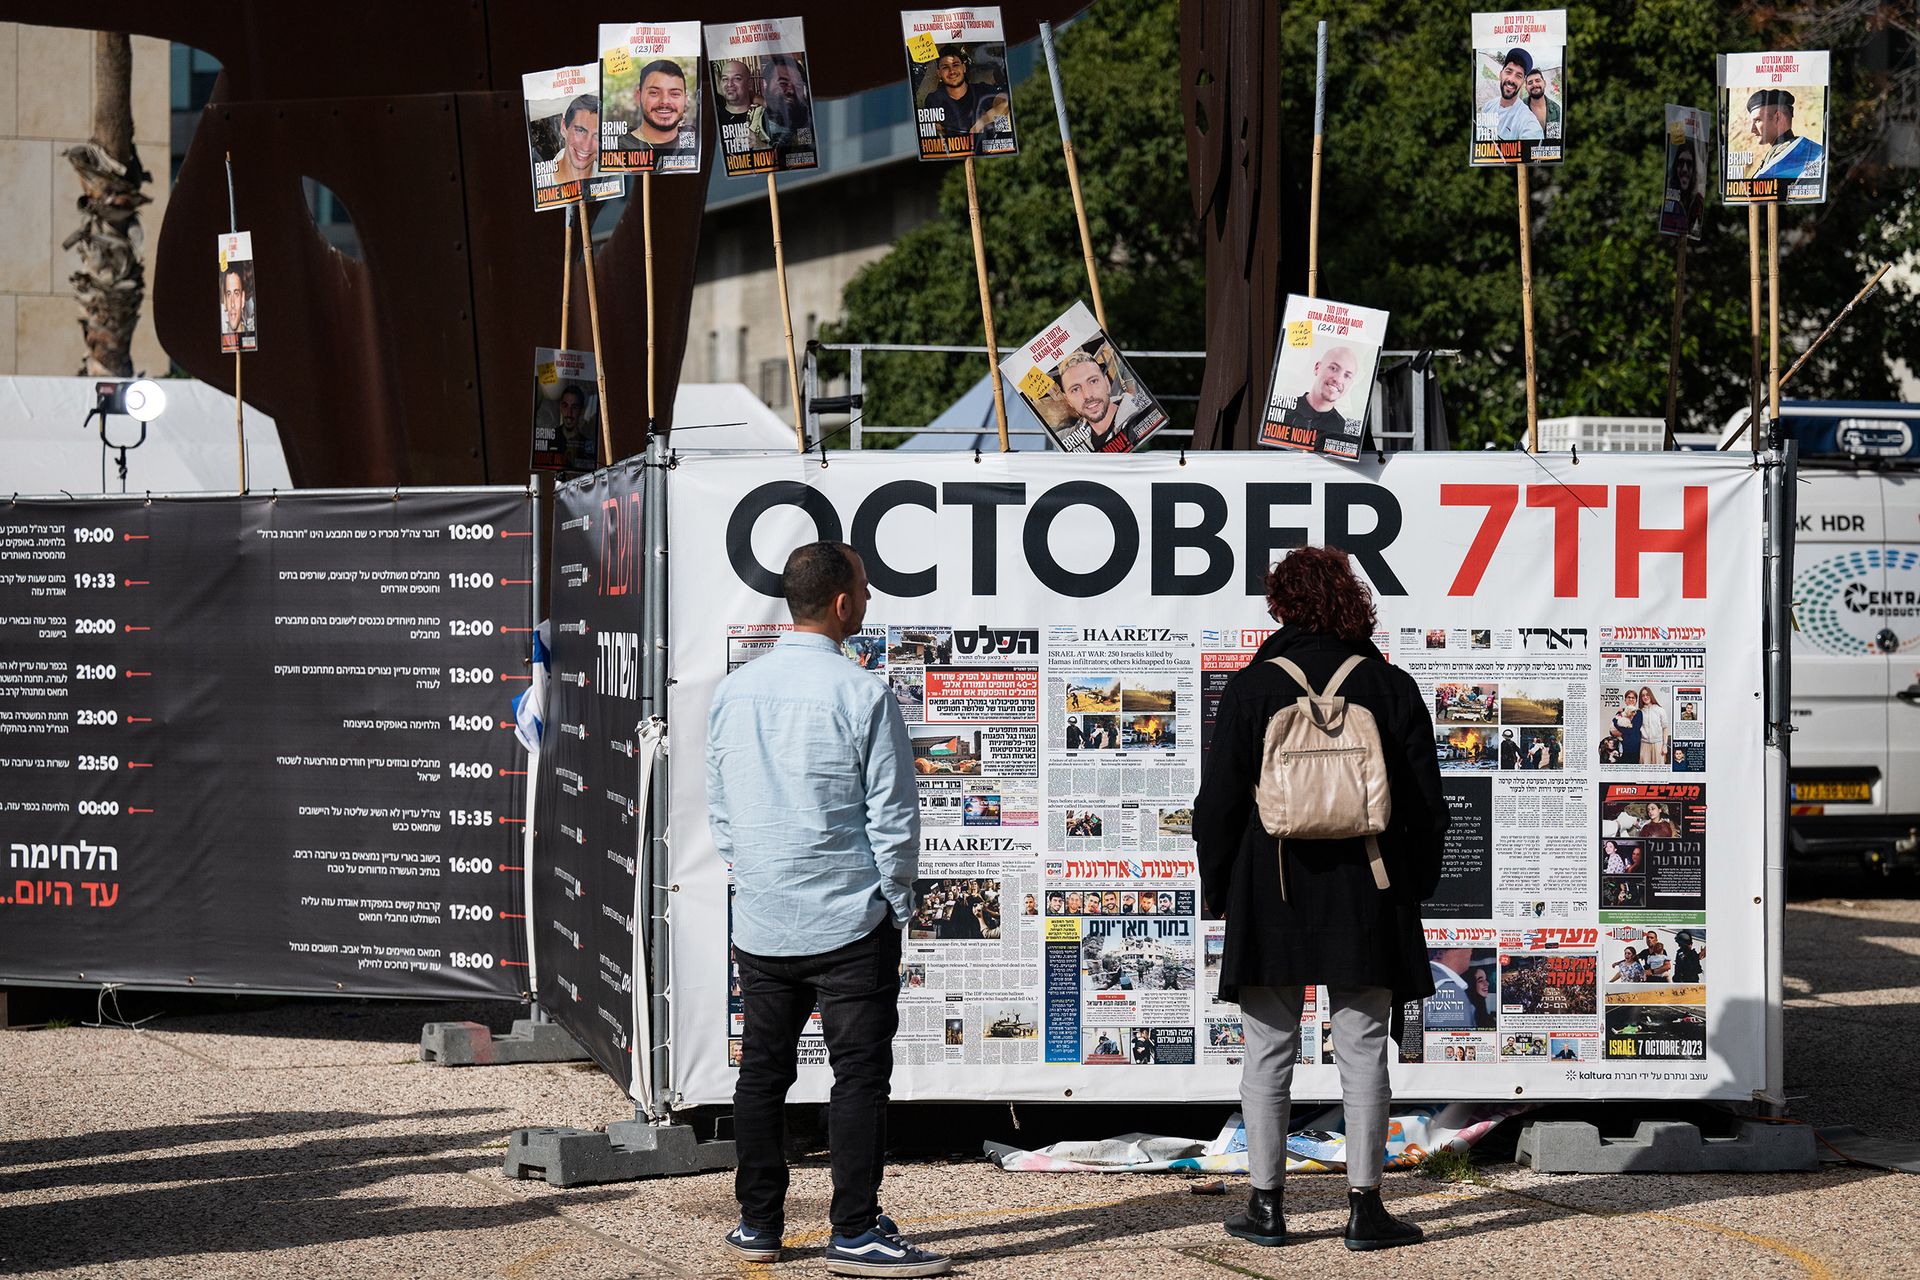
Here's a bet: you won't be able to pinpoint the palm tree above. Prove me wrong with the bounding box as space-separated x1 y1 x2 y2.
63 32 149 377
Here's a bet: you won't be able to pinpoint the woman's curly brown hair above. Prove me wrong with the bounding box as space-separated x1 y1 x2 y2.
1264 546 1376 642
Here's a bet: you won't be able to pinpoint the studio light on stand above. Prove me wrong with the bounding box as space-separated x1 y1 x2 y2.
85 379 166 493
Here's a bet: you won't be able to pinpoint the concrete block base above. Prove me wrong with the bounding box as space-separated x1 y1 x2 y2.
504 1121 737 1187
1516 1118 1817 1173
419 1018 588 1066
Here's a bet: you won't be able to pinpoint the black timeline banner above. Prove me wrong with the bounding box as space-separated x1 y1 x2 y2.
0 491 533 999
534 466 646 1095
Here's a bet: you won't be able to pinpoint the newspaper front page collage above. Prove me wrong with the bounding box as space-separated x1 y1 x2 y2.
719 614 1714 1079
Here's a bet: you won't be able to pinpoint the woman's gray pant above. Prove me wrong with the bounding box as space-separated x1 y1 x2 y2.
1236 984 1393 1191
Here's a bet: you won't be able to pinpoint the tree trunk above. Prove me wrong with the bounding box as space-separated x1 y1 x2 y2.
63 31 149 378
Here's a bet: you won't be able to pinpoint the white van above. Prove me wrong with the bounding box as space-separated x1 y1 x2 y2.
1772 401 1920 874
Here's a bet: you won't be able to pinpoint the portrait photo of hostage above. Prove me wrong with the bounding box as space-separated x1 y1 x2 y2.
523 64 624 211
216 232 257 354
528 348 601 474
1658 104 1710 239
1002 301 1168 453
1469 9 1566 164
703 19 817 176
599 22 703 176
901 9 1016 160
1719 51 1831 205
1258 295 1389 458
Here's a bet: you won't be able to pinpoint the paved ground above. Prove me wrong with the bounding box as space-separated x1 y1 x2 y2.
4 885 1916 1279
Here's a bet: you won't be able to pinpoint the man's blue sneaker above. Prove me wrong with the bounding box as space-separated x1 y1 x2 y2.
724 1221 782 1262
824 1225 952 1276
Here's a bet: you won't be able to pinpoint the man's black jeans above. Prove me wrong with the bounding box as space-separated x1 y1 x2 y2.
733 920 901 1239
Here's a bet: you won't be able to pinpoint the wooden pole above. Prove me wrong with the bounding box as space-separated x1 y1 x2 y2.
560 203 573 349
964 156 1011 452
1307 20 1327 297
1767 201 1781 439
766 172 807 452
1517 164 1538 451
575 198 614 467
643 171 657 436
1749 204 1763 439
1038 22 1107 333
1720 263 1892 450
1662 235 1688 449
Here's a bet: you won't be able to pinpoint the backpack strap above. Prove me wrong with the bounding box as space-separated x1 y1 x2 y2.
1267 652 1368 700
1320 653 1368 700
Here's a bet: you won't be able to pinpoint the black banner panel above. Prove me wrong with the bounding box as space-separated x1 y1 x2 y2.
533 466 646 1095
0 492 533 999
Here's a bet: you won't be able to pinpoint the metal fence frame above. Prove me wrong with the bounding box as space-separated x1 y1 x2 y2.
801 343 1460 451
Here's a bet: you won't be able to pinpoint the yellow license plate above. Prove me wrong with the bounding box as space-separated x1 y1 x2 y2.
1792 781 1871 802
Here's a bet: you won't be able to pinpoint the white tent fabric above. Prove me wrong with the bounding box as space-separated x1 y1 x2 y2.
0 376 289 496
668 383 807 452
897 371 1052 451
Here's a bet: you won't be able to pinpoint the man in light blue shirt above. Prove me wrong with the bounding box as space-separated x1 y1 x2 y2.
708 540 948 1277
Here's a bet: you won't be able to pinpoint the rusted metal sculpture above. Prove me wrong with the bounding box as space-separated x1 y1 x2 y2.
1181 0 1298 450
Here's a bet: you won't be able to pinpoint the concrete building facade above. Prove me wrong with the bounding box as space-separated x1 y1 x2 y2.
0 23 171 376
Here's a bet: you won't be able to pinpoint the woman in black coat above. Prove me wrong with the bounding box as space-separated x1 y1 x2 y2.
1194 545 1447 1253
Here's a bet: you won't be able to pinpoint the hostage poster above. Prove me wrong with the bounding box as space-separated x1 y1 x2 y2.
1658 105 1711 239
599 22 702 175
901 7 1017 160
217 231 257 354
1258 295 1389 459
1470 10 1566 165
529 348 600 473
523 63 626 211
1000 302 1168 454
1719 51 1830 205
704 18 818 177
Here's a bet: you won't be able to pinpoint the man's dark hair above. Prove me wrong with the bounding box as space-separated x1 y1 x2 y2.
936 44 969 64
761 52 803 83
782 540 857 621
639 59 686 87
564 93 601 125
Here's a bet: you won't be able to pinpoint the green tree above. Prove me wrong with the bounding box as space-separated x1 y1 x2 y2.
832 0 1919 447
822 0 1201 436
1288 0 1919 445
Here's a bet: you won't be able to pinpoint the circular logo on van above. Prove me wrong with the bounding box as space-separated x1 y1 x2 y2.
1795 548 1920 655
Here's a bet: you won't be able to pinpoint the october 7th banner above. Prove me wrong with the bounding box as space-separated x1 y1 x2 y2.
664 451 1767 1105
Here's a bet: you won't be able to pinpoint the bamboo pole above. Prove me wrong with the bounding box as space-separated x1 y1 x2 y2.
964 156 1011 452
1517 164 1538 451
1749 204 1763 439
766 172 806 452
1038 22 1107 333
1663 235 1688 449
1720 263 1892 450
575 198 614 466
560 203 573 349
643 171 657 435
1307 20 1327 297
1767 201 1781 440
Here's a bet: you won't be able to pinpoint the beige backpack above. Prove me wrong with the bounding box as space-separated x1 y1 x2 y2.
1254 654 1392 899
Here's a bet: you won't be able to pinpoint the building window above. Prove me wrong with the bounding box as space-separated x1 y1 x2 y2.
760 359 789 408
